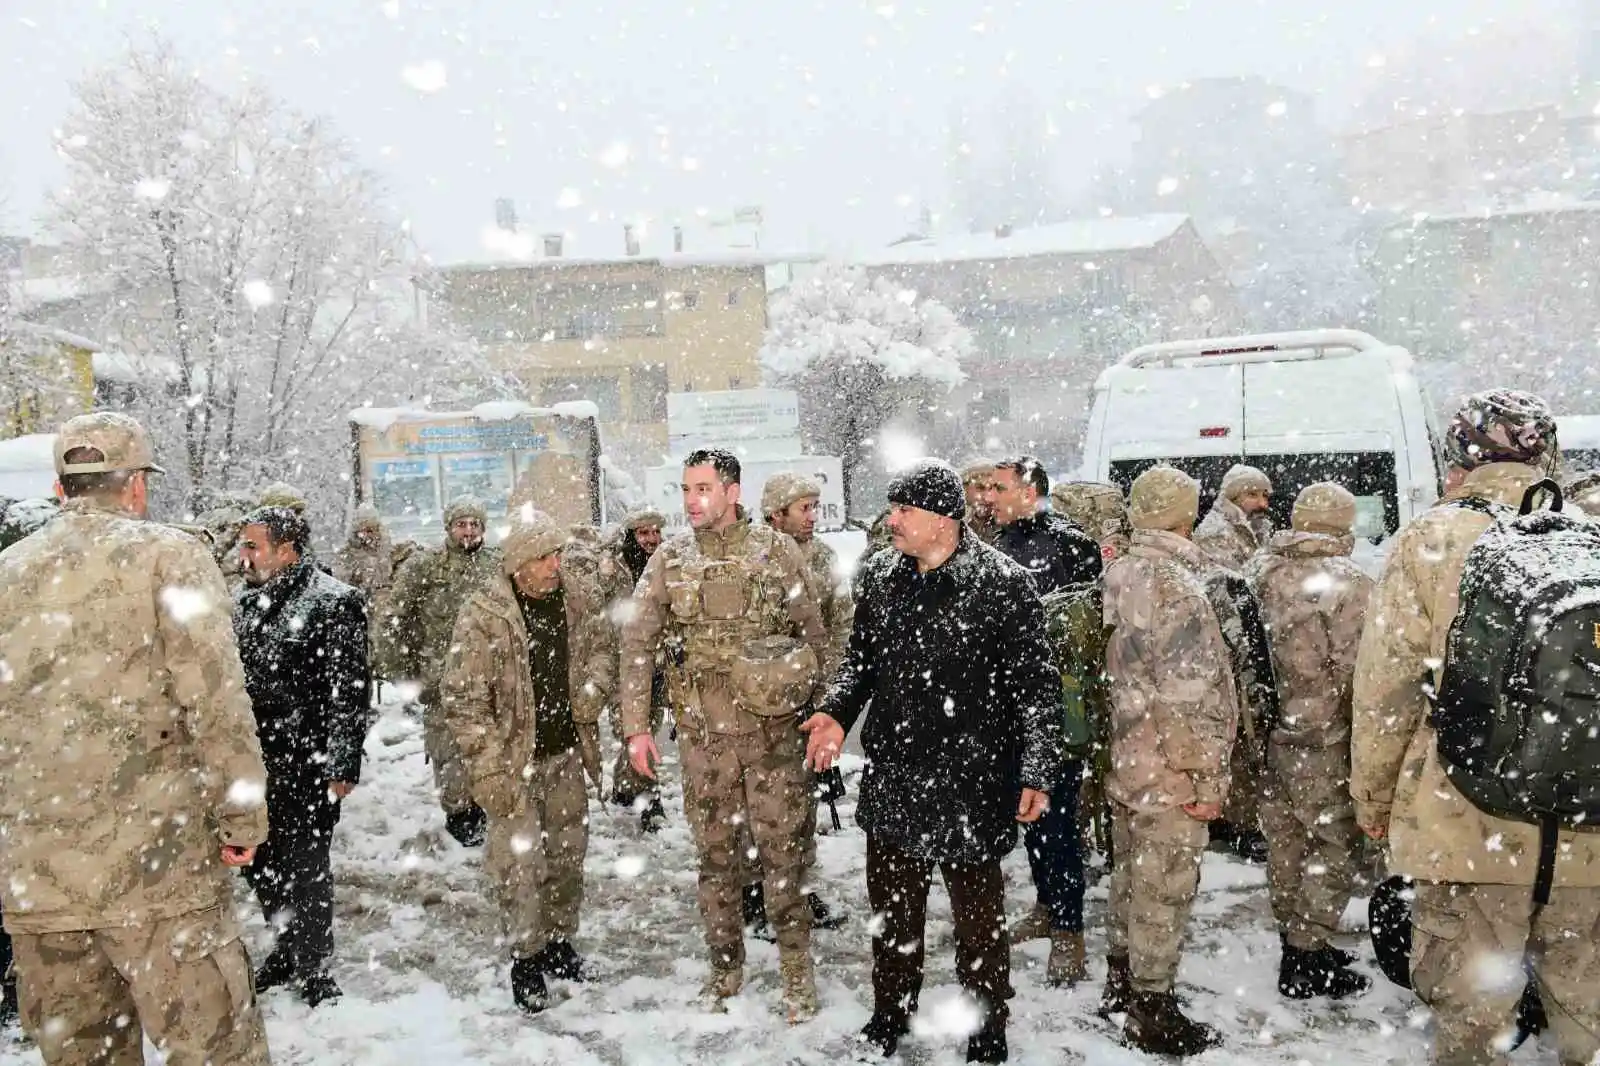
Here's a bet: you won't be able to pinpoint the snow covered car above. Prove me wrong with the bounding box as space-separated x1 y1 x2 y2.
1080 329 1446 547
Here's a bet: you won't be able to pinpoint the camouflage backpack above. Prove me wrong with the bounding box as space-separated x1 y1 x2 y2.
1040 584 1109 759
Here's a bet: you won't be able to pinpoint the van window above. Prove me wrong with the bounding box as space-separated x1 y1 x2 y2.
1109 450 1400 543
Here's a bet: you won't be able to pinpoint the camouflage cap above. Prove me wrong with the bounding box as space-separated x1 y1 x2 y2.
761 471 823 518
444 496 488 528
351 503 383 532
1220 464 1272 501
257 482 308 514
1128 464 1201 532
1445 389 1555 470
54 412 165 476
1292 481 1357 535
960 457 997 485
1050 481 1129 538
623 507 667 532
501 509 567 573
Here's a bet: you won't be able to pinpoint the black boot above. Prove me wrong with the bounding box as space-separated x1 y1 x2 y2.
0 976 16 1028
966 1020 1008 1063
536 937 591 983
511 957 549 1015
1122 990 1222 1057
855 1013 908 1059
253 948 298 993
611 788 638 809
1278 945 1370 1001
1097 954 1132 1017
1281 933 1356 969
1509 981 1547 1050
445 804 487 847
299 969 343 1008
640 796 668 835
1231 826 1269 864
742 882 776 943
808 892 846 931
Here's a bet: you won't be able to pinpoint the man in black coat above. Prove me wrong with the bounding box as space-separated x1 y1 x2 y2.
983 456 1101 985
235 506 369 1007
803 459 1062 1065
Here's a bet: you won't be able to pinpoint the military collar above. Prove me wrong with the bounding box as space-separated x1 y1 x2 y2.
692 507 752 552
1130 527 1209 569
60 498 139 519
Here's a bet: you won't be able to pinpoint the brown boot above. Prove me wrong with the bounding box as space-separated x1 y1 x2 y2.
1047 931 1087 988
1097 954 1131 1017
699 961 743 1013
1122 989 1222 1057
1009 904 1051 943
779 951 818 1025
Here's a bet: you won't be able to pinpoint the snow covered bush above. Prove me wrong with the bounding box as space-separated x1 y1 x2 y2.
760 264 971 515
40 40 503 532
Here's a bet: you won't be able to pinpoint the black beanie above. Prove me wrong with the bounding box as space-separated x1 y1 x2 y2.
887 459 966 520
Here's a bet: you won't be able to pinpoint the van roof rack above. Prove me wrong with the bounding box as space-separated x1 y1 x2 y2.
1118 329 1387 369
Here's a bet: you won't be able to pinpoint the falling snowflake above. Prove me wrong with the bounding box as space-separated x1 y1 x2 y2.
226 778 267 807
401 60 448 94
242 280 275 309
160 585 214 624
1266 100 1289 118
613 854 646 879
1157 177 1181 197
597 141 631 169
134 178 170 201
556 187 583 209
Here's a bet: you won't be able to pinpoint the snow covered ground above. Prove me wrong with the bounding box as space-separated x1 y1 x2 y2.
0 705 1563 1065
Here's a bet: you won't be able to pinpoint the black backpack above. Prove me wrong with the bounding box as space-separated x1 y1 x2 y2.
1432 478 1600 903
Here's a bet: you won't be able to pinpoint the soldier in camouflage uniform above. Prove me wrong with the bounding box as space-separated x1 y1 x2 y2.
857 507 894 573
736 472 852 938
598 508 670 832
1245 483 1373 1001
335 504 393 666
0 413 273 1066
194 491 253 592
1353 391 1600 1066
621 449 830 1022
960 457 999 545
1099 464 1239 1057
257 482 308 514
381 496 504 846
1051 481 1131 563
441 511 615 1015
1194 463 1273 571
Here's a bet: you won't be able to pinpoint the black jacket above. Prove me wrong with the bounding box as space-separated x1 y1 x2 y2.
235 562 369 788
820 531 1062 865
990 511 1102 596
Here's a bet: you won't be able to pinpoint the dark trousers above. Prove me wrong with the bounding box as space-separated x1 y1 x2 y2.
1023 759 1086 933
866 835 1013 1032
244 779 340 975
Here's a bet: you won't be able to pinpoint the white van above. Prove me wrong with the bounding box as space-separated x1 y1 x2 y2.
1081 329 1445 543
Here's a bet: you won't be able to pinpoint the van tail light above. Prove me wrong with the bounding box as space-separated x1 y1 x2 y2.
1199 427 1232 438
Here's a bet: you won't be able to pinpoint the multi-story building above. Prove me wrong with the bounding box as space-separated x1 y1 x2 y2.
425 248 822 468
853 214 1240 472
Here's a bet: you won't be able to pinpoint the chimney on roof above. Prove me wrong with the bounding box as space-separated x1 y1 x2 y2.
994 223 1014 238
542 233 564 257
494 198 518 233
624 224 641 257
673 225 684 253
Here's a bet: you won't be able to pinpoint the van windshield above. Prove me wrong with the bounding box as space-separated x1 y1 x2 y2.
1108 450 1399 543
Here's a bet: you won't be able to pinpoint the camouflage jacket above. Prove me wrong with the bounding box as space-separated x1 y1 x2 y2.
379 541 503 699
0 500 270 933
1102 528 1240 814
1352 462 1600 886
796 536 854 680
1246 531 1372 749
621 510 828 737
1194 497 1269 572
440 567 616 812
334 531 394 608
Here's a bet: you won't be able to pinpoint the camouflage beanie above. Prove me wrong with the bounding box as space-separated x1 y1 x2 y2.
1220 464 1272 502
762 472 823 518
960 458 997 487
623 507 667 532
1129 465 1201 532
501 510 567 574
1444 389 1555 471
351 503 383 533
258 481 308 514
444 496 488 528
1292 482 1357 536
1051 481 1130 541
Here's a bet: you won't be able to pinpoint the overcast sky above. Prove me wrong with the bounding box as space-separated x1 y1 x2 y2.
0 0 1580 261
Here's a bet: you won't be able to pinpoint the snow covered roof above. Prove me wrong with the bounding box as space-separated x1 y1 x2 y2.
349 400 601 432
0 434 58 501
851 215 1193 267
2 319 104 352
1403 199 1600 227
435 250 825 275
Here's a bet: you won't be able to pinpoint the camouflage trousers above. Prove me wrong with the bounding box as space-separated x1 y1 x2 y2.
1260 742 1360 950
1106 802 1208 993
735 780 820 887
485 749 590 959
678 721 813 966
422 697 474 816
1412 881 1600 1066
12 906 271 1066
610 699 667 803
1222 728 1263 832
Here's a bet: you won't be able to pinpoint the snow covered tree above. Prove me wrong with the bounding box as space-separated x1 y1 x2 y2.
760 264 970 515
42 40 502 530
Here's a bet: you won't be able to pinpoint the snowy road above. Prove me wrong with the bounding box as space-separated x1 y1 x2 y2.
0 707 1557 1065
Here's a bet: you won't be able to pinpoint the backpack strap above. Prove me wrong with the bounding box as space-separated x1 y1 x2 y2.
1446 495 1500 516
1533 813 1559 909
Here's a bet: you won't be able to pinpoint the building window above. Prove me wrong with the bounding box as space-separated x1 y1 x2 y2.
534 280 665 339
727 288 741 306
541 374 623 421
968 389 1011 424
682 291 700 310
631 363 669 422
